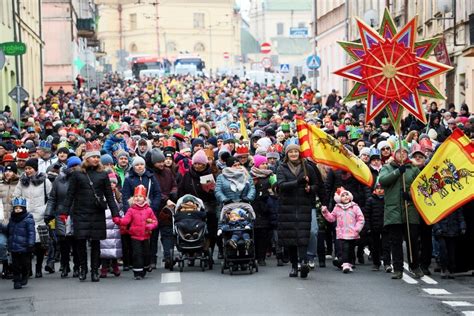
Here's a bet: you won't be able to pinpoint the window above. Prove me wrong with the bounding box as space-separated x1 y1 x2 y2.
130 13 137 30
193 13 205 29
194 42 205 52
298 22 305 28
277 22 284 35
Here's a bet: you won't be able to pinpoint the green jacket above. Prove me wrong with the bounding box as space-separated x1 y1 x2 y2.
114 165 130 187
379 161 420 226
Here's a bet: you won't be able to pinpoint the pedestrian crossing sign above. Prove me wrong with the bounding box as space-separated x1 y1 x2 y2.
280 64 290 73
306 55 321 69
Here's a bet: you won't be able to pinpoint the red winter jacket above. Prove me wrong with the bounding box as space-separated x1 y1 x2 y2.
117 204 158 240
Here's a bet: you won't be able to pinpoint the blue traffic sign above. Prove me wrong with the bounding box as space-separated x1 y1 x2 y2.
280 64 290 73
306 55 321 69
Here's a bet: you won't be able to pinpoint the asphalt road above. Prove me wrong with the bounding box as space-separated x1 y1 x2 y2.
0 254 473 315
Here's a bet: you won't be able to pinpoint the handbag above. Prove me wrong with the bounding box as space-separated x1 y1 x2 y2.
85 172 107 210
36 225 50 249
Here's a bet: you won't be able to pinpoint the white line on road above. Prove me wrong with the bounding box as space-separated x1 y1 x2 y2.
442 301 474 307
422 288 451 295
161 272 181 283
159 291 183 306
462 312 474 316
402 273 418 284
420 276 438 284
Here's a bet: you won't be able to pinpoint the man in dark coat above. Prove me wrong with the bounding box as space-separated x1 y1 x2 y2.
63 144 119 282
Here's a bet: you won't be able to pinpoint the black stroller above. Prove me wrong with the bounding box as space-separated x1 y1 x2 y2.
219 202 258 275
170 194 213 272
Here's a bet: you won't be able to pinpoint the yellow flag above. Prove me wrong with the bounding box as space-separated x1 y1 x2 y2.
410 129 474 225
191 120 199 139
170 79 178 87
160 85 171 105
296 118 373 187
202 91 209 101
240 113 249 140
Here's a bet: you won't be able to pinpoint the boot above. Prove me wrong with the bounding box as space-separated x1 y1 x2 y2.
35 265 43 278
79 267 87 281
391 270 403 279
112 264 121 277
45 261 55 274
91 270 100 282
100 267 108 278
289 263 298 277
300 262 310 278
21 274 28 286
2 261 13 279
61 265 69 278
134 271 143 280
13 281 22 289
72 267 79 278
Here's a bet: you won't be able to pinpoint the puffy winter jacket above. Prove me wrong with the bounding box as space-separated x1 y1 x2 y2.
100 209 122 259
45 168 74 236
365 194 385 232
6 211 36 253
118 204 158 241
122 168 161 214
103 135 129 161
0 175 19 224
322 202 365 240
215 170 256 204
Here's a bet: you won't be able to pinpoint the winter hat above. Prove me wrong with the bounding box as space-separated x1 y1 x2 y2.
4 163 18 174
25 158 39 171
334 187 354 204
108 172 118 184
218 145 231 161
57 147 70 155
359 147 371 157
191 138 205 149
377 140 391 151
285 144 300 155
100 154 114 165
192 149 208 165
256 137 272 151
67 156 82 169
207 136 218 148
132 156 145 167
133 184 147 198
428 128 438 141
2 154 14 163
225 156 238 168
151 148 166 164
253 155 268 168
115 149 129 159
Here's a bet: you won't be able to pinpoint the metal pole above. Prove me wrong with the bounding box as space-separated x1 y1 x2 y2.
312 0 317 91
209 25 213 77
12 0 20 127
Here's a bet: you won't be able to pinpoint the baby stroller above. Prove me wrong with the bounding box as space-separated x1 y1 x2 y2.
219 202 258 275
170 194 213 272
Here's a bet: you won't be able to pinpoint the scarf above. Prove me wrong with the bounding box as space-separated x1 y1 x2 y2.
20 172 47 187
222 167 249 192
250 166 273 179
287 160 302 177
337 201 357 210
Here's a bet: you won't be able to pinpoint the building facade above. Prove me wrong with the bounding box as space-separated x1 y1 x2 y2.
0 0 17 112
96 0 241 75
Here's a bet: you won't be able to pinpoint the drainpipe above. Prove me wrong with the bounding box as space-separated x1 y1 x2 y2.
38 0 43 95
17 0 24 87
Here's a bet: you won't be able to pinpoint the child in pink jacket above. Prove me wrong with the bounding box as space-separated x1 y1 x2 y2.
322 187 365 273
113 185 158 280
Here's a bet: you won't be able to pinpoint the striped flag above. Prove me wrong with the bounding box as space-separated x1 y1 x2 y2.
296 118 373 187
410 128 474 224
191 119 199 139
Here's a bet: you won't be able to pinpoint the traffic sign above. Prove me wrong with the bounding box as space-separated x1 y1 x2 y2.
223 52 230 60
260 42 271 54
261 57 272 69
0 50 5 69
0 42 26 56
279 63 290 73
306 54 321 69
8 86 29 103
290 27 308 37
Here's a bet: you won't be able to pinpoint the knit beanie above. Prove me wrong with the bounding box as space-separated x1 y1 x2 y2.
359 147 371 157
256 137 272 151
207 136 218 148
192 149 208 165
116 150 129 159
100 154 114 165
266 151 280 159
334 187 354 204
25 158 39 171
284 143 300 155
132 156 146 167
253 155 268 168
4 163 18 174
151 148 165 164
191 138 205 149
66 156 82 169
108 172 118 184
225 156 238 167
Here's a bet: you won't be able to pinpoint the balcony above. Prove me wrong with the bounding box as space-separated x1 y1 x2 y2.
77 18 95 38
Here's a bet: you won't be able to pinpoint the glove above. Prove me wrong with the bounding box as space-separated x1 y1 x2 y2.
402 192 411 201
112 217 121 225
398 165 406 174
59 214 68 224
223 199 232 205
217 229 222 236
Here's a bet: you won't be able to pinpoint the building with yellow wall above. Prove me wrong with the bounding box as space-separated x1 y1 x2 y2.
0 0 17 112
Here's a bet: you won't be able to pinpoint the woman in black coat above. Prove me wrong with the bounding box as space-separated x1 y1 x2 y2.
63 146 119 282
45 158 82 278
276 144 327 278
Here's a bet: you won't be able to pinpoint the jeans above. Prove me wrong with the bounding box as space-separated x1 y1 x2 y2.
0 233 7 261
306 208 319 260
387 224 420 272
46 233 57 265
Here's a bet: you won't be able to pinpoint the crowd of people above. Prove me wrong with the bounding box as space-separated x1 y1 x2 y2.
0 74 473 290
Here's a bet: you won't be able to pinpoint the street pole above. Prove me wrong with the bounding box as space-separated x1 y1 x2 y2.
12 0 20 127
209 25 213 77
312 0 317 91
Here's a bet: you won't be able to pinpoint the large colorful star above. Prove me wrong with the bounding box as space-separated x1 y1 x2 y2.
334 8 452 128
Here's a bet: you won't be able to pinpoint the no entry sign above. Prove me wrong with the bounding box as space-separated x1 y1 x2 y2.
261 42 271 54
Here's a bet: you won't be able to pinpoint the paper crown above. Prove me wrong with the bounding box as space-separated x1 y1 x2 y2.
12 196 27 208
235 144 249 156
162 139 177 150
68 128 81 136
39 140 52 150
16 148 29 160
85 141 101 153
134 184 147 198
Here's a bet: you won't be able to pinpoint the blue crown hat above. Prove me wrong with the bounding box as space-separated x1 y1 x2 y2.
12 197 27 208
284 137 299 148
39 140 52 151
369 147 381 159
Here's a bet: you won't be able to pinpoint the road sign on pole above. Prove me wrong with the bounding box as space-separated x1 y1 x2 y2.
223 52 230 60
9 85 29 126
306 54 321 69
260 42 271 54
261 57 272 69
279 63 290 73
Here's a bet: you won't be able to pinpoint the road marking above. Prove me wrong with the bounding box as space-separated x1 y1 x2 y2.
402 273 418 284
161 272 181 284
462 312 474 316
420 276 438 284
159 291 183 306
442 301 474 307
422 288 451 295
